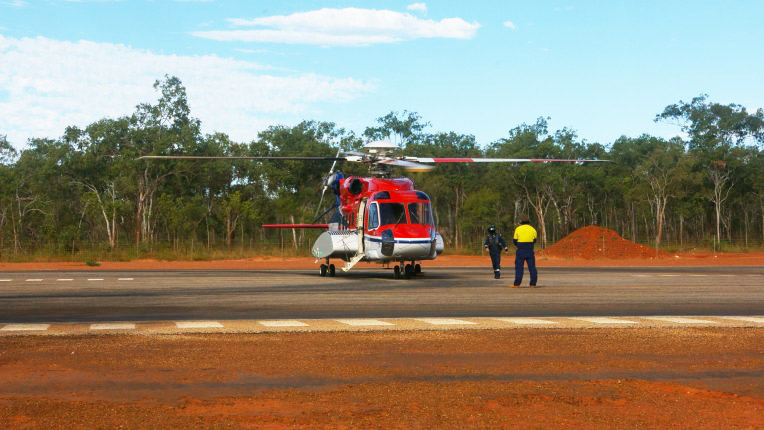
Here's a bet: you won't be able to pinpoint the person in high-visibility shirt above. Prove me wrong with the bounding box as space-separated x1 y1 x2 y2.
512 219 538 288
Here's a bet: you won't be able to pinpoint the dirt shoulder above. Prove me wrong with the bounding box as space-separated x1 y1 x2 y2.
1 251 763 271
1 328 762 429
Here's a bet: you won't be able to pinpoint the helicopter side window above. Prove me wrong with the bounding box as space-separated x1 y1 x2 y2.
408 202 434 226
379 203 406 226
368 202 379 229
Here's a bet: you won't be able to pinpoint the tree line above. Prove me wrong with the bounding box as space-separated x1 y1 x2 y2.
1 76 763 259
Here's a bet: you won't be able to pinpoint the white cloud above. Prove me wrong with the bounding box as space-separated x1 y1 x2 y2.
406 3 427 13
3 0 28 7
503 20 516 30
0 35 373 146
193 7 479 46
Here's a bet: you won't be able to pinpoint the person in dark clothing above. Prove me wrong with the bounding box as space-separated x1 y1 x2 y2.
484 225 508 279
512 219 538 288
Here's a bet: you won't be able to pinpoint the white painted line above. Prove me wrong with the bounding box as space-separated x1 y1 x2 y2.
413 318 478 325
644 317 715 324
571 317 638 324
660 274 680 277
718 316 764 324
90 323 136 330
494 318 557 325
56 279 73 281
0 279 11 282
117 278 134 281
25 279 43 282
632 274 650 277
258 320 308 327
175 321 224 329
689 274 708 277
1 324 50 331
335 319 393 326
87 279 104 281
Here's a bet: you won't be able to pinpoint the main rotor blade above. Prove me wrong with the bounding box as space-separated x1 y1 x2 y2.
138 155 347 161
376 158 434 172
316 147 343 218
402 157 609 164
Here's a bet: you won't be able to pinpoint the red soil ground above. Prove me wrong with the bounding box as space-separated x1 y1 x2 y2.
1 329 763 429
0 250 762 271
541 225 669 259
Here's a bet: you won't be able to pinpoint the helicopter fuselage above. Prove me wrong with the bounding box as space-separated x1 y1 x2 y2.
311 175 444 265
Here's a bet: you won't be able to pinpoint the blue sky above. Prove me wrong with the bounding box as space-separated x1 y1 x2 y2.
1 1 763 149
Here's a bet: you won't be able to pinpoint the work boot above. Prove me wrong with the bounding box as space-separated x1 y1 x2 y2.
511 284 519 288
494 271 500 279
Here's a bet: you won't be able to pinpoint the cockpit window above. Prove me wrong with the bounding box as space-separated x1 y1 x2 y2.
368 202 379 229
379 203 407 225
408 202 434 226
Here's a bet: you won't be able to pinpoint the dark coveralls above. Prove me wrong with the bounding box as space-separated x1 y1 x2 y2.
513 238 538 287
484 233 508 279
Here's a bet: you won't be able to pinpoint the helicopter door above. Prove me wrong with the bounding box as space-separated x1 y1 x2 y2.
356 199 366 253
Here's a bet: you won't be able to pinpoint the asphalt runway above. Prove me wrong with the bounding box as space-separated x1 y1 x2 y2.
0 266 763 323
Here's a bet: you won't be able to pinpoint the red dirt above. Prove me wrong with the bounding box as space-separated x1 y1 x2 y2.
542 225 669 260
1 250 764 272
1 329 763 429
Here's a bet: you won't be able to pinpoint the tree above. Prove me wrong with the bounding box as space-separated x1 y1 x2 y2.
635 137 686 246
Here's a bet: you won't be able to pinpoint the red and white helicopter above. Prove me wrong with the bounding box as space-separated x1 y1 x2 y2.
141 141 604 278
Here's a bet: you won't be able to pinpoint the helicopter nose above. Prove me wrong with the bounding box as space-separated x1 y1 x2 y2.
389 224 433 239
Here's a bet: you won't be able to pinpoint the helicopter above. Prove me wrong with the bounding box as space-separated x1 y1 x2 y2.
140 140 605 279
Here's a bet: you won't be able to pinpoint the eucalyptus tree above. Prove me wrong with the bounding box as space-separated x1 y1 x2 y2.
657 95 764 246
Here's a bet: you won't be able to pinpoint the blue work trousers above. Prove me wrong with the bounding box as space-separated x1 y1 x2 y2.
514 247 538 286
489 251 501 274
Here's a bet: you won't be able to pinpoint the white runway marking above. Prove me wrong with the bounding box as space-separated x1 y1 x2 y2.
1 324 50 331
660 274 680 277
56 279 73 281
718 316 764 324
493 318 557 325
87 278 104 281
90 323 136 330
572 317 638 324
25 279 42 282
0 279 11 282
335 319 393 326
175 321 224 329
414 318 478 325
258 320 308 327
117 278 134 281
644 317 715 324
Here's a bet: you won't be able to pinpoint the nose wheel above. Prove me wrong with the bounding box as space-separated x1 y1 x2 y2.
393 262 421 279
319 263 336 277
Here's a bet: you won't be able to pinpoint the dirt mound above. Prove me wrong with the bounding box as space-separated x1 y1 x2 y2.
543 225 667 259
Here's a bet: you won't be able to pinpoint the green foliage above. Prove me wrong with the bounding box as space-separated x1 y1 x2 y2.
1 83 764 260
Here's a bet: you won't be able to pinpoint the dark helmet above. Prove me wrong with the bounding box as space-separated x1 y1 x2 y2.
487 225 496 234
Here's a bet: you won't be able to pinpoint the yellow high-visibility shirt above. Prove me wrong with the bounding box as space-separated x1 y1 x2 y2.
513 224 538 243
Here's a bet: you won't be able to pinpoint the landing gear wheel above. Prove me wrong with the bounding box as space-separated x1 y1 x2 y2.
328 264 336 277
319 264 328 277
414 263 421 274
393 265 401 279
404 263 413 278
